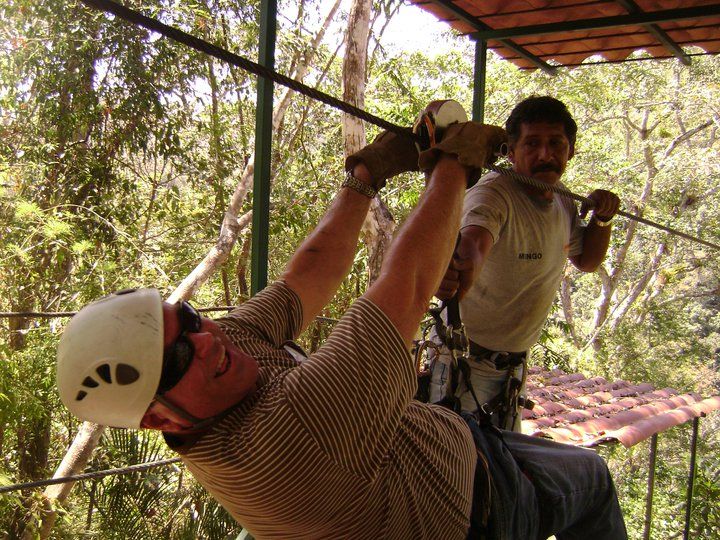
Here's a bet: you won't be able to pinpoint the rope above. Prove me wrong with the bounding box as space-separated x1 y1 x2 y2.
79 0 415 140
488 165 720 251
0 457 182 495
77 1 719 251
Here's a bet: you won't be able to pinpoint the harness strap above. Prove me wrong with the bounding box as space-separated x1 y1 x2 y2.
426 298 535 428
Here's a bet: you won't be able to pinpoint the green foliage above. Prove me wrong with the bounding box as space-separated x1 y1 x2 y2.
0 0 719 537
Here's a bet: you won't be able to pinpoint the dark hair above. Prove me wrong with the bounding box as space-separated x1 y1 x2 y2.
505 96 577 149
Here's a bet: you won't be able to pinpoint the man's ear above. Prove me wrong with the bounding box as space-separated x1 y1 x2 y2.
507 143 516 163
568 144 575 160
140 407 191 433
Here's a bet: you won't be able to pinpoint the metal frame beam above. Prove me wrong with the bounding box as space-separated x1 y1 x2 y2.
642 434 658 540
250 0 277 295
473 4 720 41
614 0 690 65
472 39 487 123
426 0 556 74
684 416 701 539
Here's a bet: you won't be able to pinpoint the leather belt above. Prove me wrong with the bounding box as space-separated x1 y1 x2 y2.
468 340 526 370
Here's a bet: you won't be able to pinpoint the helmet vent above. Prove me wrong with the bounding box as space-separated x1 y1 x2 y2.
74 364 140 403
82 376 99 388
96 364 112 383
116 364 140 385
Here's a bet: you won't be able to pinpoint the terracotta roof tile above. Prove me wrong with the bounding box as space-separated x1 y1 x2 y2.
522 366 720 447
410 0 720 69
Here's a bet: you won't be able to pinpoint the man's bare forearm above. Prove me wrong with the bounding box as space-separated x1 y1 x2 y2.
572 219 612 272
365 155 469 345
281 164 374 332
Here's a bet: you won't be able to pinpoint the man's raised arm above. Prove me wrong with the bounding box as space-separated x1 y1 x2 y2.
571 188 620 272
366 122 507 346
281 132 419 333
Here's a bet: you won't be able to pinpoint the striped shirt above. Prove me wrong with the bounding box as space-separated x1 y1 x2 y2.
169 282 476 539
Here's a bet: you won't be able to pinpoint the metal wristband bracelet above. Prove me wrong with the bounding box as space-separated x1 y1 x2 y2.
342 171 377 199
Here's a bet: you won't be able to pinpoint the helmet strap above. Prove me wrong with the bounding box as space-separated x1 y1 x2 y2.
153 394 220 432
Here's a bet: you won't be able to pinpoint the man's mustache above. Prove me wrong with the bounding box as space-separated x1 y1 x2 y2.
531 163 561 174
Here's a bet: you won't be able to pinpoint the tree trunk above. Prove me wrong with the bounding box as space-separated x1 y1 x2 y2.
587 110 653 350
343 0 395 284
559 272 581 348
170 0 341 303
32 422 104 539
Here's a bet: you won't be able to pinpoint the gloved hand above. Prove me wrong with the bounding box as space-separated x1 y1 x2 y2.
418 122 507 187
344 130 419 191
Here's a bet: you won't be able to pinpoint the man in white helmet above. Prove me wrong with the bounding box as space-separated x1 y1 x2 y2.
58 111 626 539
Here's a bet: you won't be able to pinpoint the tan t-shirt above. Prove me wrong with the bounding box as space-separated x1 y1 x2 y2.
460 172 584 352
168 282 476 539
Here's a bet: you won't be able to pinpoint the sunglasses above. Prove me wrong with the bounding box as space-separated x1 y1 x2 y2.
157 301 202 394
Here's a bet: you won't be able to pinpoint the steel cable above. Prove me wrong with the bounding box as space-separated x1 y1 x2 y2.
488 165 720 250
79 0 720 251
0 457 182 494
79 0 414 139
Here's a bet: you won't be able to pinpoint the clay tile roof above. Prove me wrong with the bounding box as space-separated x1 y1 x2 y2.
410 0 720 70
522 366 720 447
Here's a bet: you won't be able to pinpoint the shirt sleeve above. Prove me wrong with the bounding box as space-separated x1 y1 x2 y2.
562 195 584 258
461 175 510 243
282 297 414 481
216 281 303 347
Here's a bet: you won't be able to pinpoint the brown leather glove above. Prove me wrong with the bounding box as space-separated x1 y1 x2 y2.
418 122 507 186
344 130 419 191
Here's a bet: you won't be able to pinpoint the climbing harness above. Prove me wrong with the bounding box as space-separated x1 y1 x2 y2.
409 101 532 425
416 299 535 429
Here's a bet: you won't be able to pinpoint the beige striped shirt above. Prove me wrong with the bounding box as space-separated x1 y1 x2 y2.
169 282 476 539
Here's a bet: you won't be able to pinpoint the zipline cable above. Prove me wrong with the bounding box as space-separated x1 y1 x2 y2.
0 306 244 319
79 0 413 139
0 457 182 495
79 0 720 251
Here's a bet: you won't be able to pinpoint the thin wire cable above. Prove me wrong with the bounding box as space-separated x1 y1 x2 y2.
0 457 182 495
0 307 239 318
0 309 341 320
79 0 415 139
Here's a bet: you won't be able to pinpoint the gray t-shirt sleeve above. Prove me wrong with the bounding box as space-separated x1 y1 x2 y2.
461 176 509 243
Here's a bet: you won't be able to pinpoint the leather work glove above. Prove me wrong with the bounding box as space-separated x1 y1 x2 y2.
344 129 419 192
418 122 507 187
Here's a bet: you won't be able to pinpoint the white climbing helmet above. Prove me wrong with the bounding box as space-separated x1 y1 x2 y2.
57 288 165 429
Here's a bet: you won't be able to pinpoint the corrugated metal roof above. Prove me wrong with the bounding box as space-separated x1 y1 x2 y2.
410 0 720 69
523 366 720 447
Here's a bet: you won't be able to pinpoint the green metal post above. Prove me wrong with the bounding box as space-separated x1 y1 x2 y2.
250 0 277 295
643 434 658 540
472 39 487 123
683 416 701 539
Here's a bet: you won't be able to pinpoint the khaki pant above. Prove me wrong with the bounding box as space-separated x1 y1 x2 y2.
428 343 527 432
